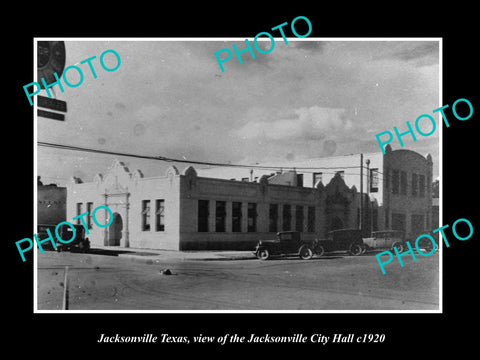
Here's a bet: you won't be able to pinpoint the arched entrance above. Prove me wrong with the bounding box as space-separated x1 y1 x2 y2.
108 213 123 246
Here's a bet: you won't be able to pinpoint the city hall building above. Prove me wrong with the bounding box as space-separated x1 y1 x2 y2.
66 145 433 250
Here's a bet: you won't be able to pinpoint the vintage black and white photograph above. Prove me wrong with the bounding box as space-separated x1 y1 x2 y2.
34 38 441 312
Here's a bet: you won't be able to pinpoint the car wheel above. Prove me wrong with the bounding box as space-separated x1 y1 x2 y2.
299 245 313 260
315 245 325 257
257 249 270 260
349 243 363 256
392 241 404 253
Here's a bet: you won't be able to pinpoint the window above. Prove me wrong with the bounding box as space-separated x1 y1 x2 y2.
241 177 249 182
296 174 304 187
269 204 278 232
141 200 151 231
215 201 226 232
392 213 406 232
86 202 93 229
419 175 425 198
198 200 209 232
412 173 418 197
282 204 291 231
307 206 315 232
400 171 407 195
370 168 379 192
313 172 323 186
232 202 242 232
155 199 165 231
76 203 83 225
247 203 257 232
336 170 345 179
392 169 399 194
295 206 304 232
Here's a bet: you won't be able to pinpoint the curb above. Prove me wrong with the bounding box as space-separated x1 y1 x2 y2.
111 250 257 263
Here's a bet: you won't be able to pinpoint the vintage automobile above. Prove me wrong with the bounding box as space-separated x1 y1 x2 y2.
314 228 365 256
362 230 406 253
36 224 57 251
37 223 90 252
56 223 90 252
253 231 316 260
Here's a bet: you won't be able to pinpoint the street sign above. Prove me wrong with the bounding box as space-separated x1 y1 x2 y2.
38 109 65 121
38 95 67 112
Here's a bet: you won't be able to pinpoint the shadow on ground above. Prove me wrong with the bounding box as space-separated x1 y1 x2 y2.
86 248 147 257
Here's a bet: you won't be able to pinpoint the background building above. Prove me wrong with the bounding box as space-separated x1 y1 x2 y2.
37 176 66 225
382 146 434 239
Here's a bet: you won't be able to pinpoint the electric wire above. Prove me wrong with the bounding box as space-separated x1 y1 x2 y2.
38 141 373 174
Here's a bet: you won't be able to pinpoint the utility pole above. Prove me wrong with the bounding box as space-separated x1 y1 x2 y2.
366 158 370 236
359 154 363 233
62 266 69 310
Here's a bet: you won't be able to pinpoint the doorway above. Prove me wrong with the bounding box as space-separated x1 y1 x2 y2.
108 212 123 246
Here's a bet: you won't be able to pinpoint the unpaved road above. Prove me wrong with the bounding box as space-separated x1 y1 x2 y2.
36 250 439 311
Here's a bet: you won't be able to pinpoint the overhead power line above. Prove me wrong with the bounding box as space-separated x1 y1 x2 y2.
37 142 364 172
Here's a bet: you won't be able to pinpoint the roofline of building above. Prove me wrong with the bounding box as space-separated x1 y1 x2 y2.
386 148 432 162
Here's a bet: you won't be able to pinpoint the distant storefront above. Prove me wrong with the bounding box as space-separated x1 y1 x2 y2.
38 179 66 225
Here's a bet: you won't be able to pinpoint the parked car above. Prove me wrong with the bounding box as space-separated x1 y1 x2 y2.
37 223 90 252
362 230 406 253
55 224 90 252
36 224 57 251
253 231 316 260
314 229 365 256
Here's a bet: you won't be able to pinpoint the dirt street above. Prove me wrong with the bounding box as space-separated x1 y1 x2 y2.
36 249 439 311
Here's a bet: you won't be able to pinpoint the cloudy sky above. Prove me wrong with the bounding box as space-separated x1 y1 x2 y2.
36 39 440 186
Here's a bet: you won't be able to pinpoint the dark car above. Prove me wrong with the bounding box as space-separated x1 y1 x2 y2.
362 230 406 252
37 223 90 252
253 231 315 260
56 224 90 252
314 229 364 256
36 224 57 251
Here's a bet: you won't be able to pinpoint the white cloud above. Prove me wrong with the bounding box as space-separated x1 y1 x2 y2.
37 40 440 184
233 105 351 141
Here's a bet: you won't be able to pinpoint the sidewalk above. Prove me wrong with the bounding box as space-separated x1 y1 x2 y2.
88 246 256 263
